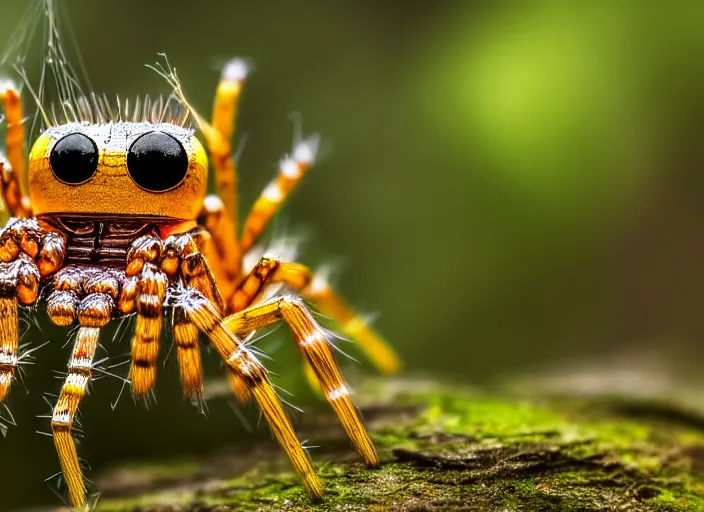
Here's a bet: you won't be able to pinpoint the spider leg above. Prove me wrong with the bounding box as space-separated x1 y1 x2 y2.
125 237 170 396
225 295 380 467
230 256 400 374
52 326 99 510
162 233 221 399
164 233 224 313
0 296 18 402
0 158 30 218
193 59 250 286
197 196 241 297
47 266 87 327
52 291 114 510
1 221 64 401
172 305 203 400
0 257 39 401
0 85 31 217
302 272 401 374
239 137 318 255
178 287 324 498
129 264 168 396
203 58 249 229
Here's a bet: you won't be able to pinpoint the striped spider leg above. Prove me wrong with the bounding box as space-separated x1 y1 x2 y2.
224 291 381 468
0 219 65 402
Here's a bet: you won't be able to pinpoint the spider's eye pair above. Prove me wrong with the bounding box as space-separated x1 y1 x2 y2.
49 131 189 192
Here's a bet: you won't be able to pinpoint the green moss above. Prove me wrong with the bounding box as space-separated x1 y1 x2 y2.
651 487 704 512
95 379 704 511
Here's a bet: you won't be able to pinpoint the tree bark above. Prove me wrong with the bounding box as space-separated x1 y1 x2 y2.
74 378 704 511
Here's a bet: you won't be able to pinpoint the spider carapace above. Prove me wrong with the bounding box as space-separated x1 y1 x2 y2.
0 60 400 510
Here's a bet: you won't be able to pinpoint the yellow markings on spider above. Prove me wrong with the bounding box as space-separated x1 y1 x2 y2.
0 49 398 512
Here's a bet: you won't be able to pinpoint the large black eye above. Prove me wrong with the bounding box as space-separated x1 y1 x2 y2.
49 133 99 185
127 131 188 192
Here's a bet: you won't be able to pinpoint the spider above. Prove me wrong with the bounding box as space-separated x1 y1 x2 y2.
0 57 401 510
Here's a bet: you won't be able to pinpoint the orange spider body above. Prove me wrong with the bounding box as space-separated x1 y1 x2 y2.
0 58 400 510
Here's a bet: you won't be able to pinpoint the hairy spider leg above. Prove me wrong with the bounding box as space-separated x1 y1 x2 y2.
0 84 31 217
185 227 235 310
51 327 99 510
172 304 203 400
46 266 118 508
192 58 250 277
0 296 18 402
179 287 324 498
0 257 41 401
124 237 169 396
48 266 90 327
231 256 401 375
162 232 226 399
207 58 248 227
52 326 99 510
228 255 323 393
165 233 225 312
224 294 380 467
129 263 168 396
0 159 27 218
197 196 241 297
0 258 38 402
302 273 401 374
1 223 63 401
52 290 114 510
238 138 318 256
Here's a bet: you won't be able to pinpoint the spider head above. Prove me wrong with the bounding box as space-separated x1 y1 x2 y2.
27 122 208 219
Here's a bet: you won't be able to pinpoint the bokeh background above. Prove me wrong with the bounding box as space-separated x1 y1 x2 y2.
2 1 704 508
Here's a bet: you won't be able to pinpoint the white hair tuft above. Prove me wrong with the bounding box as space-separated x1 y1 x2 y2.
293 136 320 165
221 58 250 82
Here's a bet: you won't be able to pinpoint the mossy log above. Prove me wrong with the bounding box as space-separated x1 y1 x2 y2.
77 378 704 511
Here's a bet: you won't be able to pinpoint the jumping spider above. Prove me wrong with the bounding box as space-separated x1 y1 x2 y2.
0 58 400 509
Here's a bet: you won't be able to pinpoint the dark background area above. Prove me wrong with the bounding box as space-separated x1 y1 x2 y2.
1 1 704 508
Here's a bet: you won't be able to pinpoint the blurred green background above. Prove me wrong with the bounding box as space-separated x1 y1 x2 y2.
2 0 704 508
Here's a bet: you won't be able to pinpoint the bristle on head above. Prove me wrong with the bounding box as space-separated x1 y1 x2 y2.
46 92 191 128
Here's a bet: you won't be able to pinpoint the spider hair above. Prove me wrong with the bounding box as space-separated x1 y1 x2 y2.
45 92 192 128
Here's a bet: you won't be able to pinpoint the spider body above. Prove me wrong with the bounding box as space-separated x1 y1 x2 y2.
0 60 400 510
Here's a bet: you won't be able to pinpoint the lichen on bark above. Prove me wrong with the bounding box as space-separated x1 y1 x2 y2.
88 378 704 511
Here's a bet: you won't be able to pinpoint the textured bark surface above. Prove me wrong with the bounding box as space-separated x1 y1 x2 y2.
45 378 704 511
